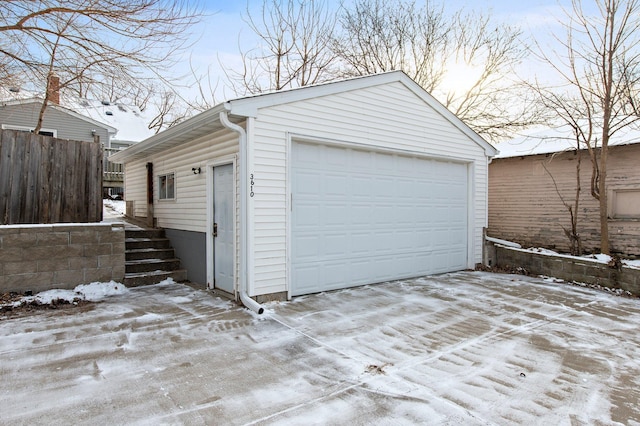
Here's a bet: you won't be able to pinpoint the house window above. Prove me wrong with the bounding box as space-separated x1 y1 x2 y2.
1 124 57 137
158 173 175 200
611 189 640 219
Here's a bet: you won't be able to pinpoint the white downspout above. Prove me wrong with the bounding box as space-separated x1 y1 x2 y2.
219 108 264 315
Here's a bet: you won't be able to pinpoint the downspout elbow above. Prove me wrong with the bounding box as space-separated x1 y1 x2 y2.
240 292 264 315
219 110 264 315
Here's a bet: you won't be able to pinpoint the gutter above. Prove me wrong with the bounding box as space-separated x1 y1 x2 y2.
110 104 225 163
219 107 264 315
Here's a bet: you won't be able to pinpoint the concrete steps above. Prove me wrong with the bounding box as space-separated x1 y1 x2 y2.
124 229 187 287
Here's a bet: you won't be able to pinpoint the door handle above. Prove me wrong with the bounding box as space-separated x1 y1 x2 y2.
213 223 218 237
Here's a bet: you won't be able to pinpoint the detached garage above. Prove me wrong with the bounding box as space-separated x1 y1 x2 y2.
110 71 497 311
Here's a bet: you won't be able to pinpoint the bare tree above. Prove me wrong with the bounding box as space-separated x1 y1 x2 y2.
541 130 584 256
534 0 640 254
223 0 338 96
0 0 202 132
332 0 539 141
148 89 189 133
332 0 448 92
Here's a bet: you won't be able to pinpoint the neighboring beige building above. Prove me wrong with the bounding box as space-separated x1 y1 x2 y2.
489 127 640 257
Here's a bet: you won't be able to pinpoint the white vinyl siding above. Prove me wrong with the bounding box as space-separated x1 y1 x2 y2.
248 81 488 296
123 128 239 233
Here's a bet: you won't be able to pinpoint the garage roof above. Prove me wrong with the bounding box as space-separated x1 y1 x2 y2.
110 71 497 163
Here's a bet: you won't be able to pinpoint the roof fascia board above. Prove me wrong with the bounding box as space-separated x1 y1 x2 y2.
109 104 226 163
227 71 406 117
1 97 118 133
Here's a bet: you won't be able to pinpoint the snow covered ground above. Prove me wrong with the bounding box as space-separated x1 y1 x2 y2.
1 281 128 309
102 199 126 218
1 272 639 425
2 203 637 423
524 246 640 270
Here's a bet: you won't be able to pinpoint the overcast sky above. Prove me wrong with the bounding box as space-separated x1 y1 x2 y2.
178 0 594 101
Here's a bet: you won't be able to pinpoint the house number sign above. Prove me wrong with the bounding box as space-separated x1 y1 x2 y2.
250 173 255 197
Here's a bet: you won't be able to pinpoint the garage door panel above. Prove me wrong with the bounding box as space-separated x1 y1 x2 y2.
295 170 322 193
325 173 350 196
395 230 415 250
325 203 348 226
375 178 399 196
396 206 415 224
292 233 320 259
412 230 432 248
351 204 374 223
291 141 468 296
323 263 350 286
433 228 454 247
325 145 349 166
352 232 373 254
351 177 371 198
293 203 320 228
295 249 456 295
450 228 467 245
374 206 395 226
395 180 415 199
295 265 319 288
414 252 434 270
325 233 349 255
376 231 396 254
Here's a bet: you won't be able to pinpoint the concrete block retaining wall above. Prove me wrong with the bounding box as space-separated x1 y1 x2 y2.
494 245 640 296
0 223 125 293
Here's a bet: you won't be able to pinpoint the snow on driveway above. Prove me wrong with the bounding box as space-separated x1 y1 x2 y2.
1 272 639 425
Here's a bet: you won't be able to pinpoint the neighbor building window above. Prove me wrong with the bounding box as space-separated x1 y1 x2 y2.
611 189 640 219
158 173 175 200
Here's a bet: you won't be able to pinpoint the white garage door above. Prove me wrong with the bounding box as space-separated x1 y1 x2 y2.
291 141 468 296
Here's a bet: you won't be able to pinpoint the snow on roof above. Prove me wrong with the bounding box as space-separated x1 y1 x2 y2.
0 87 155 143
495 123 640 158
1 97 118 133
0 86 32 101
73 98 155 142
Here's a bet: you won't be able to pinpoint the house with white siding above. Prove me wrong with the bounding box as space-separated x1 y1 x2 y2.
110 71 497 312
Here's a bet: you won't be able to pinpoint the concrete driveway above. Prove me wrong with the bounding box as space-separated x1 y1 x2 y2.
1 271 639 425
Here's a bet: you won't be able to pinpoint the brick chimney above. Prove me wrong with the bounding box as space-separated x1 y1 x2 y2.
47 74 60 104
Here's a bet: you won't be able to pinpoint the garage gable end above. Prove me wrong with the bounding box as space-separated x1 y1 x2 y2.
246 75 490 297
228 71 496 157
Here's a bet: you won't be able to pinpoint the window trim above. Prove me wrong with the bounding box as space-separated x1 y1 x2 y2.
608 188 640 220
158 171 176 201
1 124 58 137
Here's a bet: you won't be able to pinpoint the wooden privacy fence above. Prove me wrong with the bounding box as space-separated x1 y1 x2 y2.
0 129 103 224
